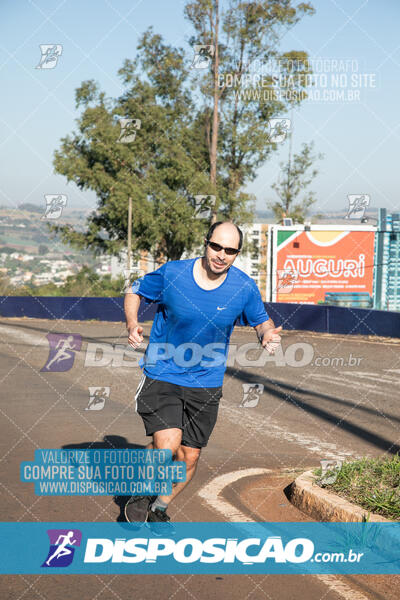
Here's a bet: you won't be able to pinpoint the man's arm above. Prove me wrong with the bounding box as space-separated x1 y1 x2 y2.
124 291 141 327
254 318 282 355
124 292 144 349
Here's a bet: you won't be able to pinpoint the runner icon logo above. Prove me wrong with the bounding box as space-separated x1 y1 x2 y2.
85 386 110 411
36 44 63 69
318 459 343 485
240 383 264 408
41 529 82 568
42 194 67 220
345 194 370 219
41 333 82 372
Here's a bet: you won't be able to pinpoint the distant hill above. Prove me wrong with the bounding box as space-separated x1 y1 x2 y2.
17 203 43 214
2 203 380 224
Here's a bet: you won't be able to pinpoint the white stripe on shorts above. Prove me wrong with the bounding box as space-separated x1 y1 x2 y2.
134 372 146 412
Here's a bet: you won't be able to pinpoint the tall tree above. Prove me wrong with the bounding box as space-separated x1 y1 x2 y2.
184 0 315 223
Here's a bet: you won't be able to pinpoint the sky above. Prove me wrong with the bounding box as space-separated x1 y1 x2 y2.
0 0 399 220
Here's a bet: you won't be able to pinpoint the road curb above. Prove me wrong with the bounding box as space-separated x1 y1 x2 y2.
287 469 392 523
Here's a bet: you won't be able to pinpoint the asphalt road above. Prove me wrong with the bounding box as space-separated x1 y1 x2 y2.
1 317 399 600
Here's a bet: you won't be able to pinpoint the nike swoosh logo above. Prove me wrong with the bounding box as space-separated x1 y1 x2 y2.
217 307 226 310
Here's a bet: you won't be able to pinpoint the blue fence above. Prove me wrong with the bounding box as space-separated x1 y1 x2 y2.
1 296 400 337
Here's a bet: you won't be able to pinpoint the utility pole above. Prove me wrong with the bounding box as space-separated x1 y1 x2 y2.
127 196 132 272
210 0 219 224
285 105 294 221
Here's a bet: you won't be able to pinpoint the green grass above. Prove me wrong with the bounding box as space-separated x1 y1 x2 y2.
312 455 400 521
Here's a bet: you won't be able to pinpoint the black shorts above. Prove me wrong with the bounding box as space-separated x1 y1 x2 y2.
134 374 223 449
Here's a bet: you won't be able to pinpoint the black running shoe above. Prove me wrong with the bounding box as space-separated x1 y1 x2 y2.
146 507 176 536
124 495 156 523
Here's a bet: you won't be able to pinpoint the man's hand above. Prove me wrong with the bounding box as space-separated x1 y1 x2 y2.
258 325 282 355
127 323 144 349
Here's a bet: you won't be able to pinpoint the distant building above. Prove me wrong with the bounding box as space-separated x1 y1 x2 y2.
95 255 112 276
33 273 52 285
373 208 400 311
110 250 161 279
232 223 269 301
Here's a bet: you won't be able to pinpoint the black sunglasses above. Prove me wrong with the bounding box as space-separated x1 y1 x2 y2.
206 240 240 256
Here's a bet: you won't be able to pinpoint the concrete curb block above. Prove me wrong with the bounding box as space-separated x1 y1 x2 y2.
288 469 392 523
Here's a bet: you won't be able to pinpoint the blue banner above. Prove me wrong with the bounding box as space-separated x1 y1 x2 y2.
0 522 399 574
20 449 186 496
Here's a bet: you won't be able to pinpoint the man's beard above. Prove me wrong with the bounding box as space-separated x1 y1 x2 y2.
204 254 230 275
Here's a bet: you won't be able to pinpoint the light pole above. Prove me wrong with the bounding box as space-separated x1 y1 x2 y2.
127 195 132 273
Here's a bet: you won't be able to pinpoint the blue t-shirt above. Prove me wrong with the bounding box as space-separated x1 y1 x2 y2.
132 257 269 387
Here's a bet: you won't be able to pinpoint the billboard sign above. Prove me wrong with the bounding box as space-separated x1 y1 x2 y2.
270 226 375 304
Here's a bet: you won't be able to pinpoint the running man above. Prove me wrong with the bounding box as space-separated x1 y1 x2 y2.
123 221 282 528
